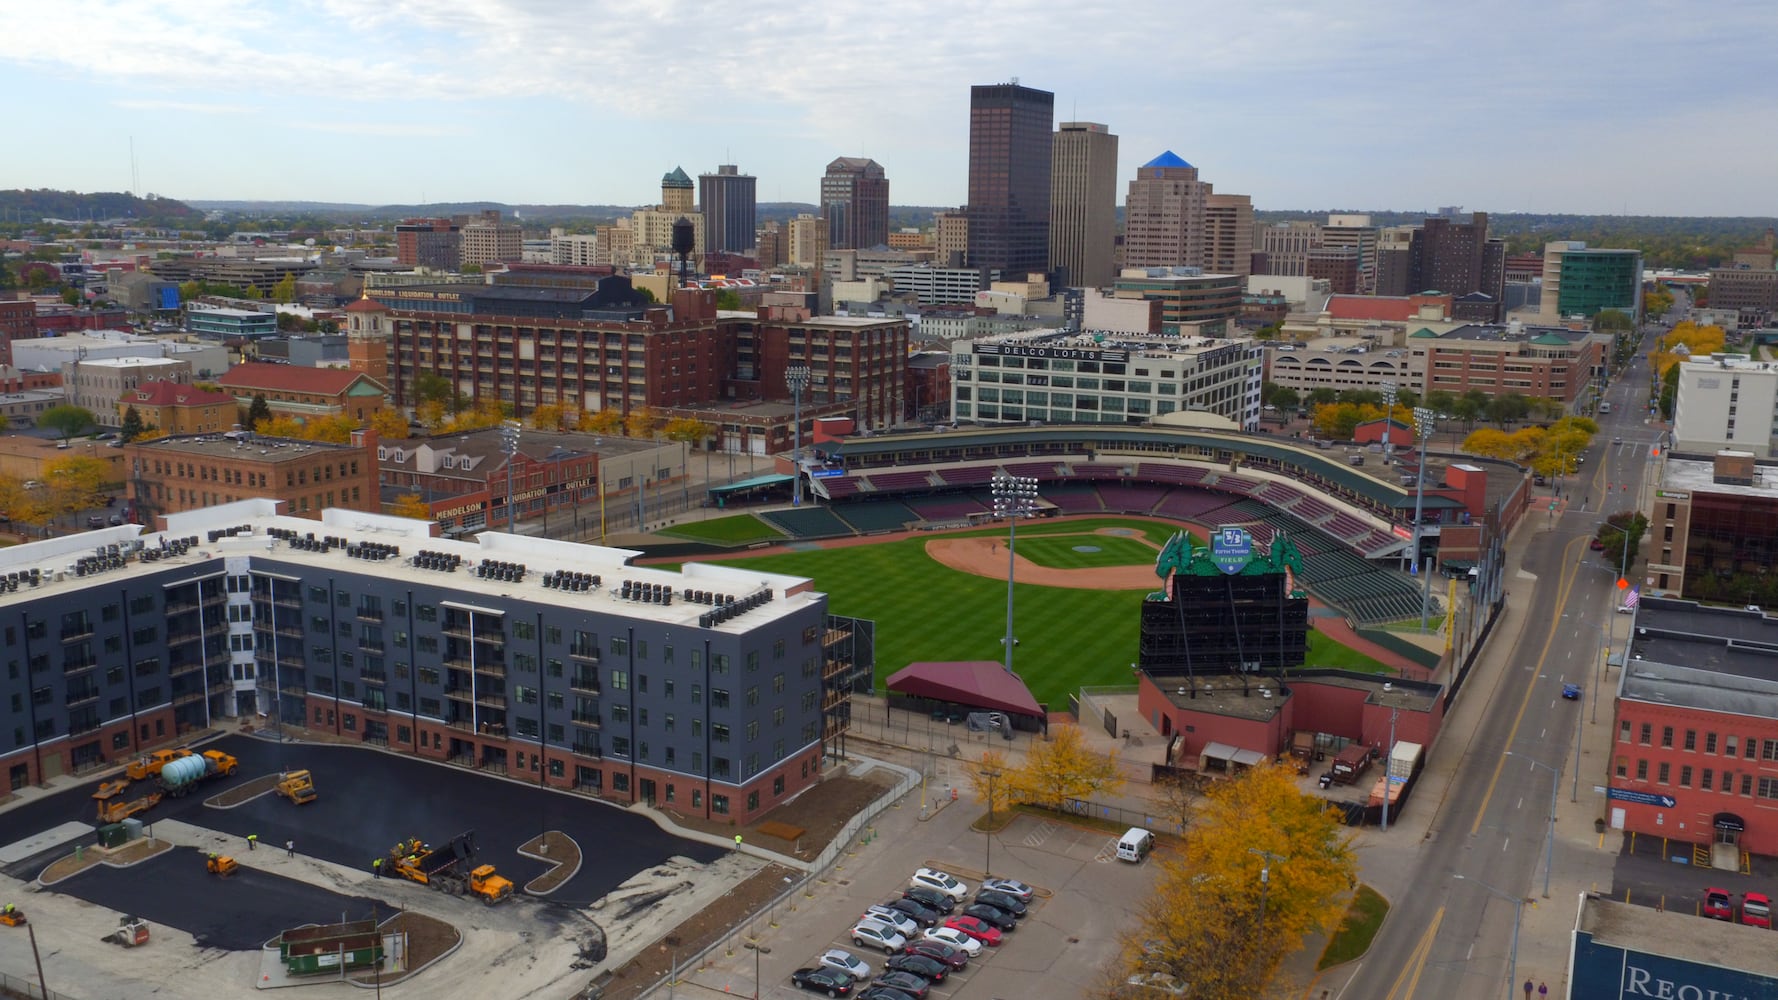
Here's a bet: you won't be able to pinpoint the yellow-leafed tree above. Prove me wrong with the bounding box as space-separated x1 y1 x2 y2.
580 408 623 436
43 455 111 523
301 414 359 444
368 409 411 441
256 415 306 439
1007 725 1124 809
529 403 567 432
663 416 712 447
1649 321 1724 376
0 475 50 527
966 750 1015 816
389 494 433 520
625 405 662 439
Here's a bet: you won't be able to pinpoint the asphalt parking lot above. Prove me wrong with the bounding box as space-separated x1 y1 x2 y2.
1613 839 1778 917
788 891 1045 1000
4 734 724 906
53 846 388 951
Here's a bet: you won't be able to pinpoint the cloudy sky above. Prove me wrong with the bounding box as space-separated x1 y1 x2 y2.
3 0 1774 216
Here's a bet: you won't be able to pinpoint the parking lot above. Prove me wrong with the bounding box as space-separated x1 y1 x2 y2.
684 803 1161 999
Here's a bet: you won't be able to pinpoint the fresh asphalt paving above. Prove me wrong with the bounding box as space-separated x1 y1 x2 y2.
54 845 388 951
4 733 723 906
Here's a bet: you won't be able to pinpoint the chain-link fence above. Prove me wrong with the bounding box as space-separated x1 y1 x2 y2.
0 969 80 1000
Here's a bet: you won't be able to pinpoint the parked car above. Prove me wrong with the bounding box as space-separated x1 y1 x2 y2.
941 914 1004 947
975 890 1027 918
862 906 919 938
1704 888 1735 920
819 949 872 982
960 904 1017 933
873 971 932 999
903 939 970 969
1744 892 1772 928
910 869 969 901
920 926 984 957
1589 538 1605 551
792 966 857 997
979 877 1034 902
857 987 917 1000
901 886 957 915
884 953 948 983
882 897 941 927
851 919 908 955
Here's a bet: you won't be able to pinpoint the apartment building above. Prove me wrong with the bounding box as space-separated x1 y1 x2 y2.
396 218 462 270
0 500 857 825
1414 324 1604 410
1707 268 1778 327
119 382 239 436
64 357 190 425
1672 354 1778 458
1642 450 1778 601
551 233 601 267
950 328 1262 430
1203 194 1253 279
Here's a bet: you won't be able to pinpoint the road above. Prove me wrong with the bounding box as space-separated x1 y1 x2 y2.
1347 320 1664 999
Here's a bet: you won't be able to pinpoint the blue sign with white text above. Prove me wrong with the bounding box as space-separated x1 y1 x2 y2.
1608 787 1677 808
1211 526 1253 575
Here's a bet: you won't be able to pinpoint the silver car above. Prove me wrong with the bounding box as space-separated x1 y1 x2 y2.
819 949 872 982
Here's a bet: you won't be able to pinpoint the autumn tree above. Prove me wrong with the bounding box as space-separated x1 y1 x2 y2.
0 476 49 527
258 415 306 439
413 373 466 415
438 397 511 434
1113 764 1356 999
389 493 433 520
39 404 96 443
580 408 623 436
529 403 567 432
1007 725 1124 809
43 455 111 524
414 399 448 431
625 405 661 439
966 750 1015 818
301 414 359 444
663 416 711 448
120 406 146 443
368 409 411 441
271 272 297 304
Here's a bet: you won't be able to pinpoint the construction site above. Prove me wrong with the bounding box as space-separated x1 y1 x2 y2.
0 732 766 999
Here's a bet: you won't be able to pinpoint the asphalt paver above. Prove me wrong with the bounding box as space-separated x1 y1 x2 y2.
57 846 390 951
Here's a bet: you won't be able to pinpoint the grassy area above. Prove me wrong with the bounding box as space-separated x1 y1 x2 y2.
657 514 784 545
1305 631 1390 674
1318 884 1389 969
1378 615 1446 634
1014 532 1167 570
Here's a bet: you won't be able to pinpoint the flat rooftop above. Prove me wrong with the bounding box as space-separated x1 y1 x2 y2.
0 500 819 632
1579 894 1778 980
137 434 358 463
1621 598 1778 716
1661 455 1778 500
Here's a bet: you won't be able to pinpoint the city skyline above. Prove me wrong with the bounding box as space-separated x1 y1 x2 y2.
1 1 1774 217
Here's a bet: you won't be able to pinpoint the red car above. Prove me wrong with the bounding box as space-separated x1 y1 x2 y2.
941 915 1003 947
1703 888 1734 920
1744 892 1772 928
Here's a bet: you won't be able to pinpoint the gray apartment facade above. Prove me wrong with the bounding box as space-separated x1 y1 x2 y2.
3 503 854 824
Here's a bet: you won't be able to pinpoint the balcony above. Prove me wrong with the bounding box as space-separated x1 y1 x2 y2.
62 658 97 676
165 600 203 616
355 608 384 623
570 742 602 759
570 711 601 728
568 673 600 695
475 693 507 710
567 645 599 663
473 661 506 679
822 688 848 711
65 688 100 708
168 659 204 677
69 717 102 737
279 684 308 698
253 593 303 611
173 691 206 708
60 624 94 642
361 670 387 684
444 687 474 703
207 679 233 696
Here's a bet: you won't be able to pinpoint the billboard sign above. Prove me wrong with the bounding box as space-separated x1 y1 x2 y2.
1211 526 1253 576
1607 787 1677 808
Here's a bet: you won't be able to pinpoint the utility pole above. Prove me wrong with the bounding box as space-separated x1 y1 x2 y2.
1412 407 1436 632
1380 707 1399 830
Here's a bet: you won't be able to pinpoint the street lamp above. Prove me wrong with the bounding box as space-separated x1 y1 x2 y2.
786 365 810 508
981 766 1003 877
498 420 522 533
1453 873 1523 1000
1503 751 1559 898
1411 407 1436 633
990 475 1039 674
742 941 770 1000
1249 848 1284 928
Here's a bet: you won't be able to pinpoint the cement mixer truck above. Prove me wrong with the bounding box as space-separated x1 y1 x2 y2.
155 750 238 797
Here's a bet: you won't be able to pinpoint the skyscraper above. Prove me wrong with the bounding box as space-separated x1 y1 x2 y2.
1377 213 1506 317
1049 121 1119 288
698 164 758 254
821 157 889 251
966 82 1054 276
1123 151 1207 269
1203 193 1253 279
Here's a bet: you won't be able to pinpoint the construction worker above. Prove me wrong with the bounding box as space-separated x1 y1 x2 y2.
3 904 13 916
372 858 382 879
247 834 257 851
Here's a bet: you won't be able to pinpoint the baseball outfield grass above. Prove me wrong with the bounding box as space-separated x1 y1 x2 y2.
678 515 1389 707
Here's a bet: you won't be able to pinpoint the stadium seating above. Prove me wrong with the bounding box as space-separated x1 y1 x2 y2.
937 465 997 486
818 476 862 499
865 470 939 492
834 500 921 534
1137 462 1210 484
1098 483 1170 514
758 506 852 539
1001 461 1061 479
1044 483 1105 514
907 495 990 522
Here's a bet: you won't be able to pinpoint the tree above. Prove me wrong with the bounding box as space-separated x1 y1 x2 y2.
1484 392 1531 427
43 455 111 524
529 403 567 432
1114 764 1356 999
1305 387 1338 407
580 408 623 436
301 414 358 444
270 272 297 304
1659 362 1680 420
413 373 466 415
1593 309 1633 334
390 494 433 520
60 286 81 307
625 405 662 439
714 289 743 311
247 394 272 429
967 750 1015 816
1007 726 1124 809
1423 390 1457 417
438 396 511 434
1269 386 1300 412
120 406 145 443
38 404 96 442
368 408 411 440
1599 511 1648 576
1460 427 1520 461
0 475 50 527
257 415 306 439
663 416 712 448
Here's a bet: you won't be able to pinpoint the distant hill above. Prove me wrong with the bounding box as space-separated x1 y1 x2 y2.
0 189 198 222
182 199 958 230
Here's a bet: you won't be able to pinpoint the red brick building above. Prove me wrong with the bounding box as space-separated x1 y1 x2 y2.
218 363 387 424
1413 326 1604 410
127 429 380 521
0 296 32 365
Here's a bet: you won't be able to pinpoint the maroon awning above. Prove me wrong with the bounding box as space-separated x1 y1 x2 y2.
884 661 1045 718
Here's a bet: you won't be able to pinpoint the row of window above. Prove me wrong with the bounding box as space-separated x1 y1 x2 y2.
1617 756 1778 798
1619 721 1772 759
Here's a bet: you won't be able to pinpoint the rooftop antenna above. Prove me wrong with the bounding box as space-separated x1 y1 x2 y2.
129 136 140 199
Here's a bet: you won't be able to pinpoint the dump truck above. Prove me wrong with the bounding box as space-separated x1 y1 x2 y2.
155 750 238 797
276 770 317 805
388 830 514 905
125 749 192 781
93 779 162 824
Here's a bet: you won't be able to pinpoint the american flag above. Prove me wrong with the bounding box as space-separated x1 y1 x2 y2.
1623 586 1641 610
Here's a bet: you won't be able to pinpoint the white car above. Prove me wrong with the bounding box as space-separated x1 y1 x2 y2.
910 868 969 901
862 905 919 938
850 919 908 955
921 926 984 957
980 877 1034 902
818 949 871 982
1125 972 1187 995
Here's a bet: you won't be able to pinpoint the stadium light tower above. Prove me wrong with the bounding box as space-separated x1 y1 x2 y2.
787 365 810 508
991 475 1039 674
1380 381 1397 464
499 420 522 533
1412 407 1435 632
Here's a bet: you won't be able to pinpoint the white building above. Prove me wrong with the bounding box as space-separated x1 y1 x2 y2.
550 233 601 267
63 357 192 426
884 264 986 305
1673 354 1778 458
1245 274 1332 313
13 330 230 381
951 329 1262 430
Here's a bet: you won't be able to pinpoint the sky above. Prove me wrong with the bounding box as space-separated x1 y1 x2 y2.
2 0 1776 217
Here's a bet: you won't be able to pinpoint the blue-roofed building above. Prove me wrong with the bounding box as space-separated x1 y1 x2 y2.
1124 151 1251 277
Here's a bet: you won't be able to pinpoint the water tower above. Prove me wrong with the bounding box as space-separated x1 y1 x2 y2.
671 217 696 288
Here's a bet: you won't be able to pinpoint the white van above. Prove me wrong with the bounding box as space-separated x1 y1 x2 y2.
1116 827 1154 863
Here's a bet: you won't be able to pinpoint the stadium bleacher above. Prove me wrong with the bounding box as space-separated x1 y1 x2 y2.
1097 483 1170 514
833 500 921 534
758 506 852 539
937 465 997 486
1001 461 1061 479
1043 483 1104 514
818 476 862 499
1069 463 1129 479
907 495 990 522
1136 462 1210 484
866 470 939 492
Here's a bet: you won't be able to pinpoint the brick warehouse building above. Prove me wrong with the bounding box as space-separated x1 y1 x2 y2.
0 501 859 824
126 429 380 522
1608 598 1778 856
369 277 909 439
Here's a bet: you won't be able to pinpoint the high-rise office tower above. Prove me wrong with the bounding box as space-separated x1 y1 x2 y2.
699 164 757 254
966 82 1054 276
661 167 695 214
821 158 889 250
1203 193 1253 279
1049 121 1119 288
1123 151 1208 269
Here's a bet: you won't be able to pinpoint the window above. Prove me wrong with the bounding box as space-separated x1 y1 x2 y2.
1639 723 1651 745
1762 739 1778 762
664 713 675 732
611 737 630 757
664 679 674 699
746 651 759 673
774 638 785 660
610 705 629 724
1683 730 1696 752
1744 774 1755 796
1619 721 1631 743
711 794 729 815
1679 766 1693 788
1706 733 1718 755
513 621 535 640
1661 726 1673 749
1726 735 1739 757
713 723 730 743
610 670 628 691
1615 757 1628 778
1747 738 1758 760
773 673 785 694
746 686 758 707
1657 762 1670 784
713 654 729 674
1760 777 1778 800
612 773 629 792
417 605 437 622
610 636 628 655
712 688 730 709
747 791 759 813
773 775 785 795
1702 769 1714 791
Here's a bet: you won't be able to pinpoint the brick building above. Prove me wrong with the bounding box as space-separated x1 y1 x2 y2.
1413 324 1606 411
0 296 32 365
119 382 240 436
217 363 387 424
396 218 461 270
125 429 380 522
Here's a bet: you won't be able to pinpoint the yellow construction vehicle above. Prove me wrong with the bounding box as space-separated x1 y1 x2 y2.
93 779 163 824
125 749 192 781
0 904 24 927
275 769 317 805
387 830 514 905
156 750 239 797
205 853 239 877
